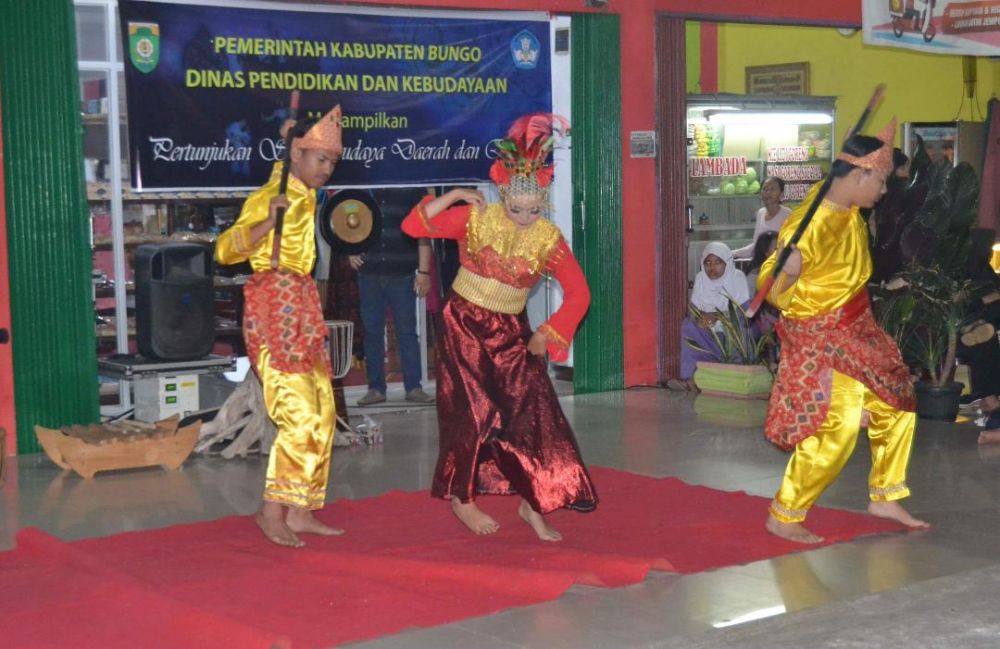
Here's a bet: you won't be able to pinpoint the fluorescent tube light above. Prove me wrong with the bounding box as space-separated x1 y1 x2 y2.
708 112 833 125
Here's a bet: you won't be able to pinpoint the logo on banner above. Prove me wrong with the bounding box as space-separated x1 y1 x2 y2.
129 22 160 74
511 30 540 70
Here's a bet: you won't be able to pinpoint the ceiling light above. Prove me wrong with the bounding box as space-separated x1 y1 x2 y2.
707 112 833 126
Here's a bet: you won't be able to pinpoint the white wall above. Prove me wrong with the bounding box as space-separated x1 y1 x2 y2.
526 15 573 366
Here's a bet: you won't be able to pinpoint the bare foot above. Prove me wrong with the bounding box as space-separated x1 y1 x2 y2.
868 501 930 529
450 497 500 535
286 507 345 536
256 502 304 548
765 514 824 544
979 430 1000 445
518 499 562 542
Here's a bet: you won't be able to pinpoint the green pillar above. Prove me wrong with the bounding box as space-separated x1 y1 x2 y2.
571 13 624 393
1 0 99 453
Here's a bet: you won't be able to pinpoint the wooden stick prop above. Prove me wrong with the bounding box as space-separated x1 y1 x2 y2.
745 84 886 317
270 90 300 270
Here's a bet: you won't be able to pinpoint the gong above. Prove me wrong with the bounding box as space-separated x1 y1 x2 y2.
318 190 383 254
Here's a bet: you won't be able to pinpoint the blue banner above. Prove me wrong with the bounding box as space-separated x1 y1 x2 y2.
118 1 551 190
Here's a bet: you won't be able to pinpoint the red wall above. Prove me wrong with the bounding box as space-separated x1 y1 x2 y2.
345 0 857 386
654 0 860 25
0 100 14 452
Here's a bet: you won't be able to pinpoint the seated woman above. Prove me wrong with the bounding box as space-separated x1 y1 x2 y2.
668 242 750 391
957 228 1000 405
732 177 790 261
978 396 1000 445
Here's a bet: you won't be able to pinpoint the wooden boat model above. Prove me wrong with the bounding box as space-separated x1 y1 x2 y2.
35 416 200 479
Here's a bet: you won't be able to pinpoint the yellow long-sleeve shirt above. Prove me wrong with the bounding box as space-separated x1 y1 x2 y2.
759 184 871 320
215 163 317 276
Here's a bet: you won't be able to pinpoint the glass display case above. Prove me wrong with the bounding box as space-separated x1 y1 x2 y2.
686 95 836 283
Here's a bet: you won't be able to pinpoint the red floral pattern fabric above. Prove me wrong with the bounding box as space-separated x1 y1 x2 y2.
765 291 916 450
243 271 332 378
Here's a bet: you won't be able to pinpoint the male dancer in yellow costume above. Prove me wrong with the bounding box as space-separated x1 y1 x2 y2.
760 119 931 543
216 107 343 547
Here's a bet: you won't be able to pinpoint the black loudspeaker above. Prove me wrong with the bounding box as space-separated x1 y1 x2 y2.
134 243 215 361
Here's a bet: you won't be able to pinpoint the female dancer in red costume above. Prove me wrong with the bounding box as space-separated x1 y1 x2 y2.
402 115 597 541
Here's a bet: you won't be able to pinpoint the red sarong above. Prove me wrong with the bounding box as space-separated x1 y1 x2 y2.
433 295 597 514
765 290 916 451
243 271 331 378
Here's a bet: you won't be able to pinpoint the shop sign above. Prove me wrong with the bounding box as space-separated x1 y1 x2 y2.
784 183 817 202
745 62 810 95
765 164 824 182
689 156 747 177
119 0 551 190
863 0 1000 57
766 146 810 163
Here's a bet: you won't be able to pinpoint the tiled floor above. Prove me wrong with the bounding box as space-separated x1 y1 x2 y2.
2 387 995 648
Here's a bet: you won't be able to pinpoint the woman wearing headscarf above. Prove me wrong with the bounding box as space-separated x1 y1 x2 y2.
668 241 750 391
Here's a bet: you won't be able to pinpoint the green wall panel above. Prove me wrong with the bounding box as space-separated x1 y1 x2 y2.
1 0 99 453
570 14 624 393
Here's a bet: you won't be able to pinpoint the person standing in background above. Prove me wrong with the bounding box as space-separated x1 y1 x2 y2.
352 187 435 406
732 177 790 261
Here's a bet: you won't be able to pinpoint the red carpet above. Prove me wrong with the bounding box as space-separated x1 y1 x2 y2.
2 466 906 648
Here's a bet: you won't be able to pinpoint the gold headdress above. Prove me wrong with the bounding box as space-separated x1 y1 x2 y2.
292 105 343 157
836 117 895 175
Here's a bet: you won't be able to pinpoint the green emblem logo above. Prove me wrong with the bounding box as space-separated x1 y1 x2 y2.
128 22 160 74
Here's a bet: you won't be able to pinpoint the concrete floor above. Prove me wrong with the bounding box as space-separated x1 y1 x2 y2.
2 387 996 648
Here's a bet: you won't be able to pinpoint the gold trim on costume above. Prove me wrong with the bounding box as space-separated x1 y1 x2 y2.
869 482 910 500
452 267 529 314
417 202 440 233
836 117 896 174
232 225 255 256
545 242 567 270
538 322 568 350
264 478 327 510
466 204 561 275
769 499 808 523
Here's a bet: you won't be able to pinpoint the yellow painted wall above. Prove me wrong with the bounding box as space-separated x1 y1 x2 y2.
716 23 998 147
685 21 701 94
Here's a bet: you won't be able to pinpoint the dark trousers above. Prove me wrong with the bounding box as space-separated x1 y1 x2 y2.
359 273 422 393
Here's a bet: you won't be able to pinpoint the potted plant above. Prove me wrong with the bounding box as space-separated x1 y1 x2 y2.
875 266 974 420
685 298 776 399
871 144 981 420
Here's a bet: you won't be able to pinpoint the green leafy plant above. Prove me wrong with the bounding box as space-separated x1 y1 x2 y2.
873 265 976 387
685 297 776 368
871 151 981 390
871 146 980 282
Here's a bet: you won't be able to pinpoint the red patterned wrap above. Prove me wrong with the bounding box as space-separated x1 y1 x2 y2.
765 290 916 451
432 295 598 514
243 271 332 378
